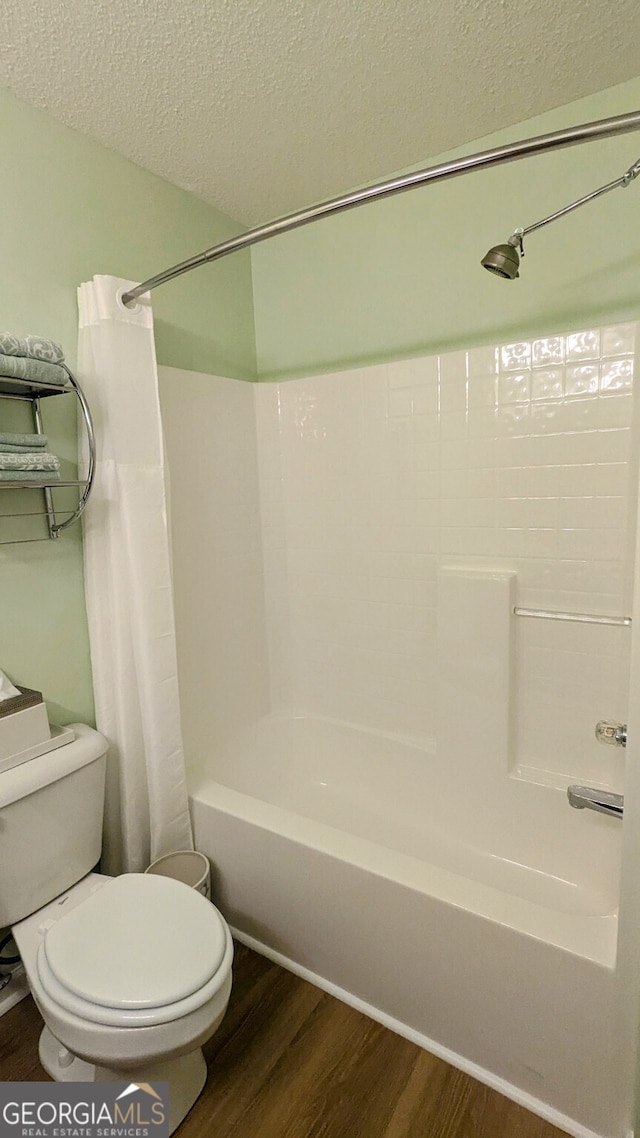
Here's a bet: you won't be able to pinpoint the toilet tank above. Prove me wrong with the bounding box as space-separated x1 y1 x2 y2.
0 724 108 927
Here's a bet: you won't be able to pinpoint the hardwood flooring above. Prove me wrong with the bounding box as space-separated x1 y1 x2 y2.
0 943 569 1138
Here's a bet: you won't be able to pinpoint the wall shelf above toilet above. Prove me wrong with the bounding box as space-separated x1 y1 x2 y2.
0 367 95 545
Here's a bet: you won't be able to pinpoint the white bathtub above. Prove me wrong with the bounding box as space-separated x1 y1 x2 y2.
190 713 627 1138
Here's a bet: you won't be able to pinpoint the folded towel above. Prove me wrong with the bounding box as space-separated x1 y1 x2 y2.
0 469 60 482
0 432 47 449
0 442 49 453
0 333 64 364
0 452 60 472
0 353 68 387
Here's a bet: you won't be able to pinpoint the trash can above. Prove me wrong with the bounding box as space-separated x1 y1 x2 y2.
144 850 211 899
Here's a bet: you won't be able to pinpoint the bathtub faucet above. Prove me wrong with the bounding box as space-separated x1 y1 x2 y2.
567 785 624 819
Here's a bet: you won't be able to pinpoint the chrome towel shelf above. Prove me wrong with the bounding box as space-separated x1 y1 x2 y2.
0 364 95 545
513 607 631 627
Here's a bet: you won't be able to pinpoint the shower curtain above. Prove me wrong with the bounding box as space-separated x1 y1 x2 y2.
77 275 193 874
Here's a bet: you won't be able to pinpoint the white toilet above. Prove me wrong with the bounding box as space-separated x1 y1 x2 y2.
2 723 233 1134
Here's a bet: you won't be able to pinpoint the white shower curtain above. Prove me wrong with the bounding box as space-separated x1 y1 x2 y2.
77 275 193 874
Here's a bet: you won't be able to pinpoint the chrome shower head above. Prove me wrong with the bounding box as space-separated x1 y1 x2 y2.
481 235 521 279
482 152 640 282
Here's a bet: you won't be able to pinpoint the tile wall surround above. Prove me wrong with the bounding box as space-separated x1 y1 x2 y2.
255 322 638 786
158 368 271 768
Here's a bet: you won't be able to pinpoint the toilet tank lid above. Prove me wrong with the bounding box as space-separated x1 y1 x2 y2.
0 724 108 809
42 873 228 1010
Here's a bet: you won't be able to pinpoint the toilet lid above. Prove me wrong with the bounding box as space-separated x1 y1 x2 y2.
42 873 228 1010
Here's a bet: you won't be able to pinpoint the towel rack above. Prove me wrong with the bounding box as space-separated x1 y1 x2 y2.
0 365 95 545
513 607 631 627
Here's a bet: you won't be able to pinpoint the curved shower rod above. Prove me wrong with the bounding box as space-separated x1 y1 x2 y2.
122 108 640 307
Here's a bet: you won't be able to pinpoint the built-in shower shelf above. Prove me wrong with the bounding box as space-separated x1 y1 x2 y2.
0 367 95 544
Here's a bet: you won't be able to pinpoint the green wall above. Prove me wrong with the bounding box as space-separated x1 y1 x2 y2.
252 76 640 380
3 73 640 723
0 88 255 726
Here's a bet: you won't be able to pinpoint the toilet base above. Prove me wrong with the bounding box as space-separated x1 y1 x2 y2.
94 1050 207 1135
39 1026 95 1081
39 1027 208 1135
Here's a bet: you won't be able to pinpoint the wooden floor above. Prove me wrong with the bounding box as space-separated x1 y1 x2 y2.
0 943 569 1138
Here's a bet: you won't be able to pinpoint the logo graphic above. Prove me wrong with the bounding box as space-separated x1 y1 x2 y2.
0 1081 169 1138
117 1084 164 1102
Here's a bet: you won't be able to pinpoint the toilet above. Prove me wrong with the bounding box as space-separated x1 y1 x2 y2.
2 723 233 1135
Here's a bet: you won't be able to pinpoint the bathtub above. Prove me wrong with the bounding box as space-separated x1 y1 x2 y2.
190 713 627 1138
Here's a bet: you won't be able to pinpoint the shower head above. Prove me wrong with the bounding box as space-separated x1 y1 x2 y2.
481 154 640 281
481 236 521 279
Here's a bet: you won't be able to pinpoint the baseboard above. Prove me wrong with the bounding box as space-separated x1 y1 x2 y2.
231 927 608 1138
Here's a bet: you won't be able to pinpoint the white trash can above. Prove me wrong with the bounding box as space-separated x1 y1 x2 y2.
144 850 211 899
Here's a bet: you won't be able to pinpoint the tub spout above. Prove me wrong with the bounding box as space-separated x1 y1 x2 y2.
567 785 624 819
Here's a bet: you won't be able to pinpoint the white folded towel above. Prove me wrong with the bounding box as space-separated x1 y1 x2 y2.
0 452 60 471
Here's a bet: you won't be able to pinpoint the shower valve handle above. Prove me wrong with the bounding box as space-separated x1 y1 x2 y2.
595 720 627 747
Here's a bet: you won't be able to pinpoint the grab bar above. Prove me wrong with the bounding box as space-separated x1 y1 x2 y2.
514 607 632 627
567 785 624 819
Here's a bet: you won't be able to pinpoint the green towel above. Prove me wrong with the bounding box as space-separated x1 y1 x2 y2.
0 353 68 387
0 452 60 471
0 442 48 453
0 470 60 482
0 432 47 449
0 333 64 364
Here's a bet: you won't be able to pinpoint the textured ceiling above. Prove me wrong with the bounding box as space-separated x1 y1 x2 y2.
1 0 640 225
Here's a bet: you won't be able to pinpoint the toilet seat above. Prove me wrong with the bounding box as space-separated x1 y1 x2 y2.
37 873 233 1028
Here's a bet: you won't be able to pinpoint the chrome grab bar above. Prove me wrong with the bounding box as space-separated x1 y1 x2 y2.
567 785 624 819
514 607 631 627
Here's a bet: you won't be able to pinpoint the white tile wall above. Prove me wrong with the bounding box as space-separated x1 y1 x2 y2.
159 368 271 773
255 323 638 784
